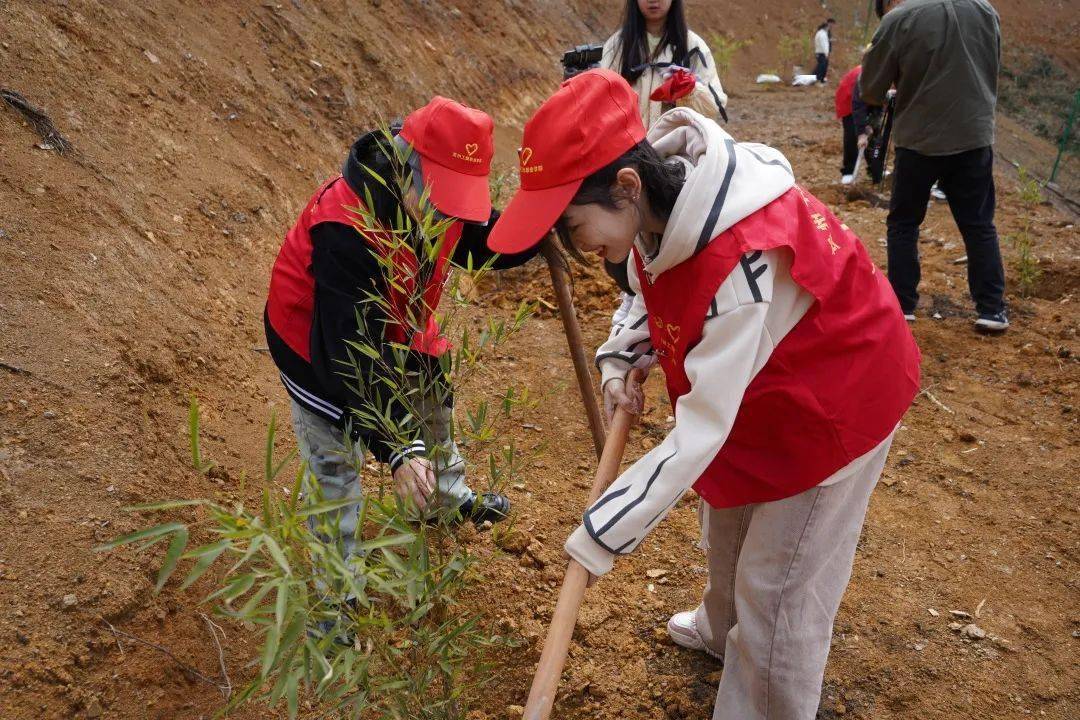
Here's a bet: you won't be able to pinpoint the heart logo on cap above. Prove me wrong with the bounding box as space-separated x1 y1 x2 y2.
518 147 533 167
465 143 479 157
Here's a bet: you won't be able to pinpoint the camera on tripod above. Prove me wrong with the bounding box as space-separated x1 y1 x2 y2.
561 44 604 80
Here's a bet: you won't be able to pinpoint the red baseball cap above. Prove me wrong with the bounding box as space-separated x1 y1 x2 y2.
487 69 646 253
399 96 494 223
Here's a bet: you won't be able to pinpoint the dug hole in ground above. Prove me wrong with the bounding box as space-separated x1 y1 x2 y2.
0 1 1077 718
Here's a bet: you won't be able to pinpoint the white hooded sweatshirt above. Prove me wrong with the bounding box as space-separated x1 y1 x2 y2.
565 109 818 577
601 30 728 129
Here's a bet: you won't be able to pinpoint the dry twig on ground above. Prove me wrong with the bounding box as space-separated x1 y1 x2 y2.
101 619 231 699
1 88 74 155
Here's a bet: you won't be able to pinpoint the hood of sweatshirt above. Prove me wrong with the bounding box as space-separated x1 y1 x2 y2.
638 108 795 280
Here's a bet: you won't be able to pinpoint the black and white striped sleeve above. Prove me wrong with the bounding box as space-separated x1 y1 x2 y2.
565 249 803 577
596 290 655 389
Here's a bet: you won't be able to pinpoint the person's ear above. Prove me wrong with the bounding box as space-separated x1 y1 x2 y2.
613 167 643 205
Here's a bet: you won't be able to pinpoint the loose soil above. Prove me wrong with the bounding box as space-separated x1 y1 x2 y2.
1 2 1076 719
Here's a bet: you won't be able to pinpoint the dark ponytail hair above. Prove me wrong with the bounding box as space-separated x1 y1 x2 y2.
617 0 690 84
554 140 686 262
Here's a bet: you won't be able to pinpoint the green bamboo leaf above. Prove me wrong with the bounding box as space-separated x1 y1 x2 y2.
343 339 382 360
360 163 389 188
94 522 186 552
306 636 334 684
264 411 277 482
274 580 288 630
294 497 364 519
206 571 256 603
356 532 416 554
285 671 299 720
272 449 297 484
279 611 307 655
188 396 215 474
122 499 205 512
262 535 292 575
260 624 280 678
178 539 230 590
154 526 189 592
225 678 261 712
236 577 277 618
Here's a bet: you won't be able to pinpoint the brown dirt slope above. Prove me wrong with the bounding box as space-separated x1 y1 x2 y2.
0 1 1077 719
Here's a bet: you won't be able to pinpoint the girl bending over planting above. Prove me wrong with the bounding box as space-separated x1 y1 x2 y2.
487 69 920 720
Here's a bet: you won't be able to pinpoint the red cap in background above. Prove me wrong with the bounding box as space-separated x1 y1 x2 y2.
487 69 646 253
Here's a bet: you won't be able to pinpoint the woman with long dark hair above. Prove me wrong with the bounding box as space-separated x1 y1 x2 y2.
487 69 920 719
601 0 728 129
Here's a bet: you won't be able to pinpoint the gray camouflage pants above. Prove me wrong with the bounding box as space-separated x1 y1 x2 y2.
289 398 471 557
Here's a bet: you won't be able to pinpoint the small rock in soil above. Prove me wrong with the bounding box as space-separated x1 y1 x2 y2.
506 705 524 718
949 609 973 619
494 528 530 555
927 608 940 617
961 623 987 640
646 568 668 578
61 593 78 609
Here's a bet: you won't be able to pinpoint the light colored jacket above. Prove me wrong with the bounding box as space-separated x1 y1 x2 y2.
565 110 807 577
814 27 831 55
601 30 728 129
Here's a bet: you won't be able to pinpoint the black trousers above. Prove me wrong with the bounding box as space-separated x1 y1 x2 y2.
814 53 829 82
840 115 869 175
886 146 1006 316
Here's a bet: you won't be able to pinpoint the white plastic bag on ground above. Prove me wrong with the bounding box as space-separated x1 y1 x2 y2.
791 74 819 86
756 74 782 84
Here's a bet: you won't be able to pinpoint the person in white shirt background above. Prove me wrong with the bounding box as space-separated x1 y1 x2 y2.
813 17 836 84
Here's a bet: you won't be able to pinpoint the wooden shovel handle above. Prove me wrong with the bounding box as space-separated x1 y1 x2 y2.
522 393 638 720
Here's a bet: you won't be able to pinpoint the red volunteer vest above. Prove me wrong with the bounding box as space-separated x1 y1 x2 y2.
835 66 861 119
266 176 459 361
636 186 920 509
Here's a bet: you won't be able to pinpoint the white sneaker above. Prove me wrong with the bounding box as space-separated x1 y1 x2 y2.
930 184 947 201
667 610 722 659
840 174 854 185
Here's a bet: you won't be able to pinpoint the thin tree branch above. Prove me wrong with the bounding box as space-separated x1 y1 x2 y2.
101 619 229 698
200 612 232 700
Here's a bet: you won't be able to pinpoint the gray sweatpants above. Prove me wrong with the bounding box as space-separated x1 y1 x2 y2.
289 398 472 557
695 431 894 720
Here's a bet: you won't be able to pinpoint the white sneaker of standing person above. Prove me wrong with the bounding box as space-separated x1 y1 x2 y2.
840 174 854 185
930 183 947 201
667 610 722 660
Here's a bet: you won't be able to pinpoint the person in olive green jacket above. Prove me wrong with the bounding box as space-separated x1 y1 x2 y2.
862 0 1009 333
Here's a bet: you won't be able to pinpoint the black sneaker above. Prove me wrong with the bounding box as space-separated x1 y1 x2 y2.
310 598 358 646
460 491 511 525
974 311 1009 334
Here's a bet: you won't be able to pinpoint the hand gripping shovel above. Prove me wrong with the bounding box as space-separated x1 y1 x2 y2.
522 380 639 720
